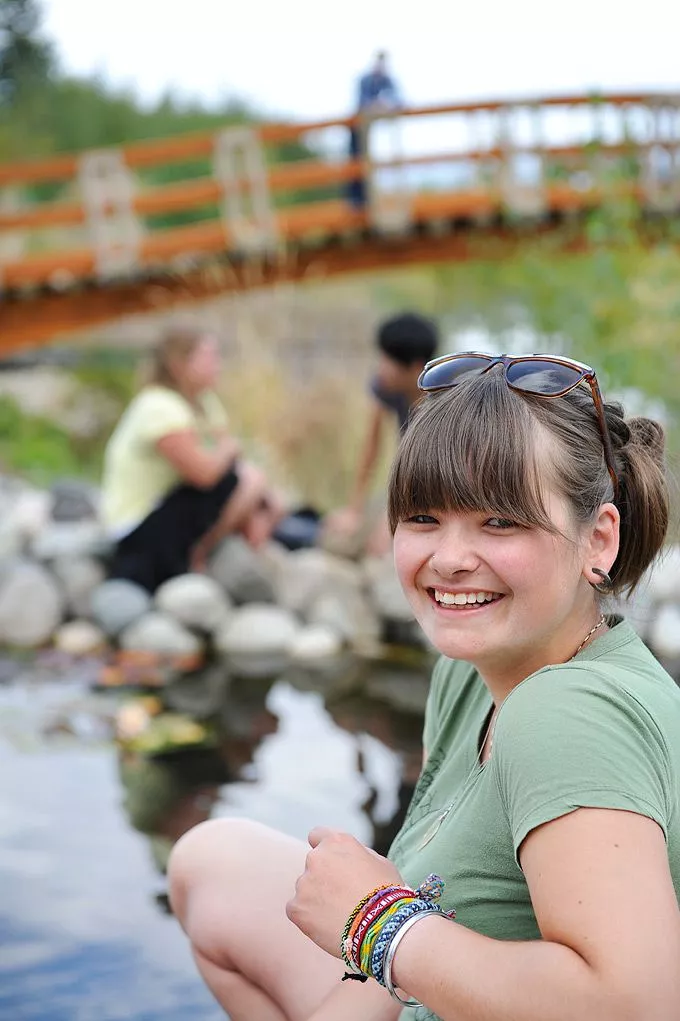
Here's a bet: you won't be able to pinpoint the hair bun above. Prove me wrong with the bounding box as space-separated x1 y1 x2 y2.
628 417 665 465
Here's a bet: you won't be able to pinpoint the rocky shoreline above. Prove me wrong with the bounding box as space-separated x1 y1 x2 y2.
1 475 679 683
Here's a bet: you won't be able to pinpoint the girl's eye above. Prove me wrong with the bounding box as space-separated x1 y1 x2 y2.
406 514 438 525
485 516 517 529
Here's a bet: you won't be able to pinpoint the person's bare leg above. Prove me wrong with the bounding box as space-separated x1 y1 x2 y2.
168 818 344 1021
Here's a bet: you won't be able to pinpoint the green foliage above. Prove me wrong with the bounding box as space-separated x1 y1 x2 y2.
0 394 99 483
0 0 53 105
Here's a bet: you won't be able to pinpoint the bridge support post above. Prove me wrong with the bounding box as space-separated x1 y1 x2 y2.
213 127 278 253
78 149 142 280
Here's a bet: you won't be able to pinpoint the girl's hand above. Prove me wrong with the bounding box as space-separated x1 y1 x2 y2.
286 827 404 959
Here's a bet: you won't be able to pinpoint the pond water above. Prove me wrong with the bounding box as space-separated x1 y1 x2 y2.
0 648 431 1021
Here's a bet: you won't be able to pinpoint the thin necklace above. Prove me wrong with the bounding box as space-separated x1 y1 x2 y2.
417 613 607 851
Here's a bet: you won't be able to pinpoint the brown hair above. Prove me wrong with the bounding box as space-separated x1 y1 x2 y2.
387 368 669 596
145 324 211 390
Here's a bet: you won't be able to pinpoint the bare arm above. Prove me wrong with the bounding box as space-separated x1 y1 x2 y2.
156 430 239 490
389 808 680 1021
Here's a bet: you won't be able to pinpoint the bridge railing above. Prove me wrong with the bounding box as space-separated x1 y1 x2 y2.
0 91 678 293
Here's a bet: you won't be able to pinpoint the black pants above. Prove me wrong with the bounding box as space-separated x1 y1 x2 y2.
346 126 367 208
108 468 239 594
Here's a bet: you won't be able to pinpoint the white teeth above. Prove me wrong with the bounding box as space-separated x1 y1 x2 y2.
434 589 499 606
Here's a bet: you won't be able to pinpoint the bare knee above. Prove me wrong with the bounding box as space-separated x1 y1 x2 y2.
169 817 271 932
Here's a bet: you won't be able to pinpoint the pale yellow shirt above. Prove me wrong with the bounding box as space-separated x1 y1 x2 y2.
100 385 229 537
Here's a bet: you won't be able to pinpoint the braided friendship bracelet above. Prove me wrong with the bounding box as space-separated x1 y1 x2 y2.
339 872 456 1001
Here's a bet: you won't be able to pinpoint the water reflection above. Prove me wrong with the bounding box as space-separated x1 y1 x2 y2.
115 648 433 904
0 645 433 1017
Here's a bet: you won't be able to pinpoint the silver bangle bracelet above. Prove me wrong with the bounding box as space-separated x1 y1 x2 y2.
382 908 444 1008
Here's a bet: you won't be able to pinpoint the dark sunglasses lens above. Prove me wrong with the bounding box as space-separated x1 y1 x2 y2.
419 355 492 391
506 359 584 395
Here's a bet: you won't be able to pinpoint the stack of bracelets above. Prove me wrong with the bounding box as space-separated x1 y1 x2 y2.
340 873 456 1008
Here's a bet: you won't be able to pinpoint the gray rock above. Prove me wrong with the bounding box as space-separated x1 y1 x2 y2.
31 521 112 561
0 558 64 647
307 590 381 648
54 619 107 656
274 548 363 617
52 556 106 617
49 479 100 522
119 611 203 657
155 573 233 632
208 536 277 604
90 579 152 637
289 624 344 662
363 555 414 622
215 603 300 676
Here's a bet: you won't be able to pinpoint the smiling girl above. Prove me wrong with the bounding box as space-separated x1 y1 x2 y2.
168 354 680 1021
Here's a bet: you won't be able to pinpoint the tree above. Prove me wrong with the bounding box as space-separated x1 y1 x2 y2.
0 0 53 104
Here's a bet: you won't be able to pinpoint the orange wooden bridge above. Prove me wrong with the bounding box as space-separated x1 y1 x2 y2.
0 90 679 353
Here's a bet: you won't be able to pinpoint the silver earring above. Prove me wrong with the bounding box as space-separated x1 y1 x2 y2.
590 568 613 594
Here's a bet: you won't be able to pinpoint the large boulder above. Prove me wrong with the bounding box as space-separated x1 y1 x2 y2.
274 548 363 616
90 579 152 637
155 573 232 633
215 603 301 676
208 536 277 604
119 611 203 657
0 558 64 647
52 556 106 618
289 624 344 662
31 520 112 561
307 589 381 648
49 479 100 522
54 619 107 657
363 555 414 622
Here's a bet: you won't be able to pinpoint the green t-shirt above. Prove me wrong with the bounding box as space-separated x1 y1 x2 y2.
388 618 680 1021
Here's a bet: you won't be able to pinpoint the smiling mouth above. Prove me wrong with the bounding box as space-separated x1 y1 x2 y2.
429 589 505 610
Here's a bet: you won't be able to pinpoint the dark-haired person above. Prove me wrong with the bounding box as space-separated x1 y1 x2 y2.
326 312 439 554
169 352 680 1021
101 325 285 594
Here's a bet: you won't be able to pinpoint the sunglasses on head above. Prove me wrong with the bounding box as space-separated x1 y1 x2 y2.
417 352 619 500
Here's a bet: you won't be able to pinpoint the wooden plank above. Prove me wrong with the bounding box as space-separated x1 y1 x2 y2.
0 90 675 188
0 182 649 290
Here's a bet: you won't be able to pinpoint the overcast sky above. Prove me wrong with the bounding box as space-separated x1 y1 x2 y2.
41 0 679 121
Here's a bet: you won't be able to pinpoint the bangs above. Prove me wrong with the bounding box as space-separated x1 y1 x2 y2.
388 371 557 532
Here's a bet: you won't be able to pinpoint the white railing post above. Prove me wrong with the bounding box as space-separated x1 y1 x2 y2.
78 149 142 280
213 126 278 253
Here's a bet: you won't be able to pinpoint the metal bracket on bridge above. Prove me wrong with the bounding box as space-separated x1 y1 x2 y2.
363 113 414 236
213 127 278 254
78 149 142 281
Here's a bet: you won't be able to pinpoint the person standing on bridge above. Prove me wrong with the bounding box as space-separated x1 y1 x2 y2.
100 324 285 594
347 51 403 208
325 311 439 555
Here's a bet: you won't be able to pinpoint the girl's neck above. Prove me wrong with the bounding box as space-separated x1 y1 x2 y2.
476 611 609 706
